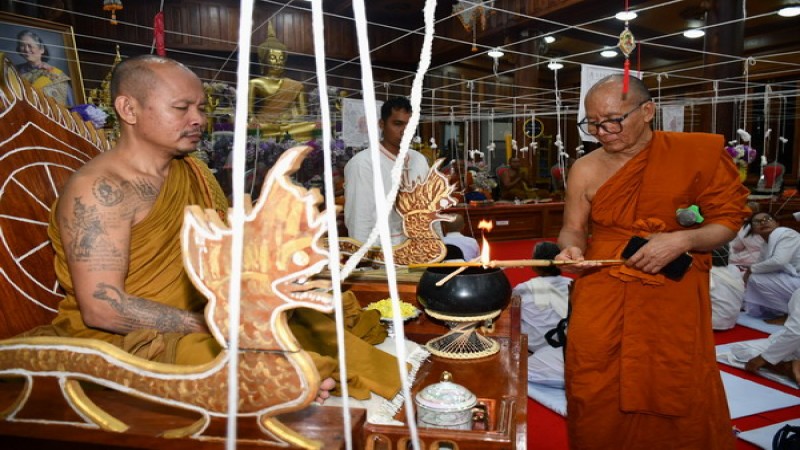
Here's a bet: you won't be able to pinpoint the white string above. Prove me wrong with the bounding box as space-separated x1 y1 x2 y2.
226 0 256 447
742 57 756 135
711 81 718 134
656 73 668 130
348 2 437 447
552 63 566 189
763 84 771 162
310 1 352 447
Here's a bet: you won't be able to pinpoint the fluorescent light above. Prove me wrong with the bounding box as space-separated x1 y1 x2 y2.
683 28 705 38
487 48 504 58
543 35 556 44
600 50 618 58
547 60 564 70
615 11 637 21
778 6 800 17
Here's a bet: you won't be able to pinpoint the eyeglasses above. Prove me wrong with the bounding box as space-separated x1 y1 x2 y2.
752 217 775 225
577 100 651 135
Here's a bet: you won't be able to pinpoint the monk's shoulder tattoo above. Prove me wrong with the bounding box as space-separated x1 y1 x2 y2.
126 177 160 201
92 176 124 206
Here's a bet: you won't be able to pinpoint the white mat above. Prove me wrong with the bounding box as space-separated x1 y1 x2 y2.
721 371 800 419
717 340 800 389
527 370 800 419
736 313 786 335
738 419 800 449
527 382 567 416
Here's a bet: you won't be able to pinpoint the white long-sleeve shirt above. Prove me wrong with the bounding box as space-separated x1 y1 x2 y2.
750 227 800 276
343 144 429 245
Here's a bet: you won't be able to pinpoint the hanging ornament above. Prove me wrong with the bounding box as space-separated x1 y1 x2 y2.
617 2 636 95
452 1 495 52
154 11 166 56
103 0 123 25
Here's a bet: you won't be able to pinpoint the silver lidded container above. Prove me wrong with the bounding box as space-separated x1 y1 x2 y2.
415 371 477 430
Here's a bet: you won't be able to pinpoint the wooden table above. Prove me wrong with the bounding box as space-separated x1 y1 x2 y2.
446 202 564 241
344 274 528 450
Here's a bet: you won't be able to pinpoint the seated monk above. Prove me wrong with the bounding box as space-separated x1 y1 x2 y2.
500 157 536 201
248 21 316 141
22 55 402 404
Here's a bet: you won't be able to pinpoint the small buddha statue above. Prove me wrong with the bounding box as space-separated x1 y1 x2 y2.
248 21 316 141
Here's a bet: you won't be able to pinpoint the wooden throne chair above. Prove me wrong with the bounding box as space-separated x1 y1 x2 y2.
0 52 527 450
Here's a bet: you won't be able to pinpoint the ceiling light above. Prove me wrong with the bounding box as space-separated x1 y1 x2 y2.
547 60 564 70
683 28 705 38
487 48 504 58
543 35 556 44
778 6 800 17
615 11 637 21
600 50 618 58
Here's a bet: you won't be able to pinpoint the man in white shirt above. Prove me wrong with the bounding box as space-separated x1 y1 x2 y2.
343 97 430 245
442 213 480 261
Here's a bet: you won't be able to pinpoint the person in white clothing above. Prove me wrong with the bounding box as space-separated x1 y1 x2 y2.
745 288 800 383
743 212 800 319
442 214 480 261
729 209 765 269
343 97 430 245
709 245 745 330
512 241 572 353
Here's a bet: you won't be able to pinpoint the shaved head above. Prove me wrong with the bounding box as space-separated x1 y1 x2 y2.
110 55 196 107
587 74 652 105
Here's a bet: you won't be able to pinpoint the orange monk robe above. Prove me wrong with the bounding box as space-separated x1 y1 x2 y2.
565 132 749 450
27 157 228 363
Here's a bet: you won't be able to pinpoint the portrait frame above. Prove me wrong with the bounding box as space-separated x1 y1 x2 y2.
0 11 85 106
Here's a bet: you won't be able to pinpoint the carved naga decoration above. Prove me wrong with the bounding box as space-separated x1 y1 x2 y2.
338 158 458 265
0 146 332 449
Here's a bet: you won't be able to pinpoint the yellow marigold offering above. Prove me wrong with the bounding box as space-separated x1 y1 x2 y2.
365 299 419 320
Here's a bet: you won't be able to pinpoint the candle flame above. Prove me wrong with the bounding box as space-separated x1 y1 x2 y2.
478 219 493 265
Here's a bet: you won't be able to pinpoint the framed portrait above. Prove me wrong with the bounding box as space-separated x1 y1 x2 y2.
0 11 85 106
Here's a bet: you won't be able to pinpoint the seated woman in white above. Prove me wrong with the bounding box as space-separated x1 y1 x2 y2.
729 211 765 269
743 212 800 320
512 241 572 353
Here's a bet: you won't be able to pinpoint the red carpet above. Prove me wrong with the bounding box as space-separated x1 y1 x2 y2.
489 239 800 450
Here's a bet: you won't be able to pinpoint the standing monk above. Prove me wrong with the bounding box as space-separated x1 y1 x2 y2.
556 74 749 449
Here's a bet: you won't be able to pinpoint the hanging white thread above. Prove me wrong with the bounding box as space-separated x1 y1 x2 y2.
711 80 718 134
226 0 256 447
310 1 353 446
344 3 437 447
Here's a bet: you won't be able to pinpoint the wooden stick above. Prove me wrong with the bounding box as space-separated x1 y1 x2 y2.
408 259 625 270
434 257 479 286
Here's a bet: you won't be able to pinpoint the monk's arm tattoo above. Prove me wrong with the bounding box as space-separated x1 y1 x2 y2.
64 197 124 271
93 283 207 334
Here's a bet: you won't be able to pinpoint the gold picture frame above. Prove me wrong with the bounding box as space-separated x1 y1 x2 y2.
0 11 85 106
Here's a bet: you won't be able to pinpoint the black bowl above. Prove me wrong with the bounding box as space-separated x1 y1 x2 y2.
416 267 511 317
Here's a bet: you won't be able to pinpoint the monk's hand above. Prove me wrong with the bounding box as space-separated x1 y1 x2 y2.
556 246 595 274
624 232 689 275
745 355 768 373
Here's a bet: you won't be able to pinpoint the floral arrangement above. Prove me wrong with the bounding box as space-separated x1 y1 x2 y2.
70 104 110 129
194 129 348 198
725 141 758 168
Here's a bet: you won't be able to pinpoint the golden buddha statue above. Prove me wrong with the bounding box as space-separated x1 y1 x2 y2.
248 21 316 141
